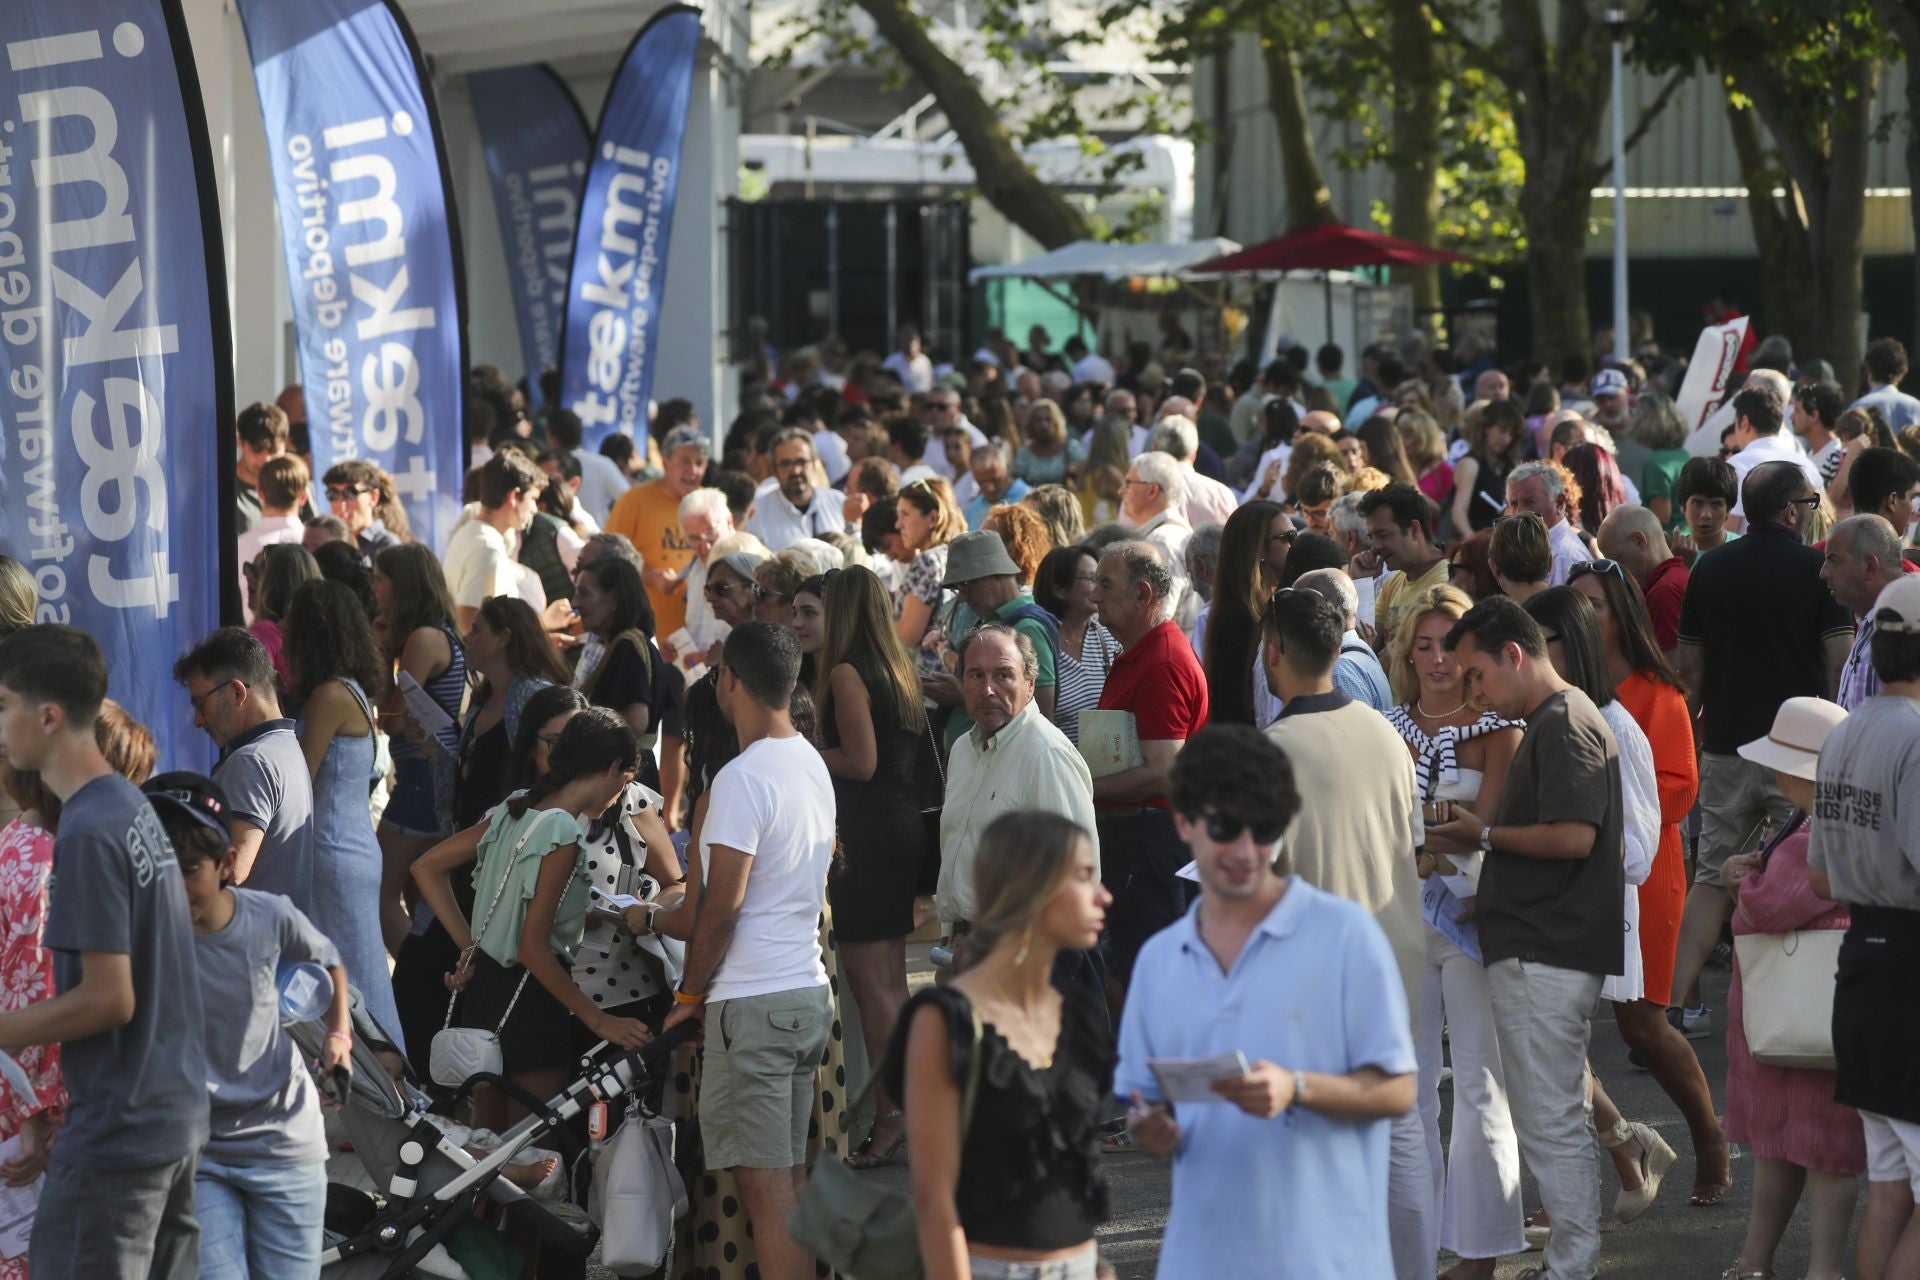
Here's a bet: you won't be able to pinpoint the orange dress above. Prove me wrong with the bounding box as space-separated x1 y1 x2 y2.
1617 671 1698 1006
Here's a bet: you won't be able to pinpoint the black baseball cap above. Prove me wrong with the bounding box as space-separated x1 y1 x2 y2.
142 771 232 838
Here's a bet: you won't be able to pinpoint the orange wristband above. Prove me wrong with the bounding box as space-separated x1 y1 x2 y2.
673 987 704 1007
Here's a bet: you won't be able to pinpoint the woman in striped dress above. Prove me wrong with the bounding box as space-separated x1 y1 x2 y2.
1036 544 1119 745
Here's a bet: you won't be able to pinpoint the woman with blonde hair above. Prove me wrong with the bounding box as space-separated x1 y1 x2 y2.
372 542 466 952
1398 409 1455 514
1383 585 1526 1278
1021 484 1087 549
891 811 1111 1280
1075 417 1131 527
1014 400 1084 488
0 557 34 637
895 476 968 677
980 503 1052 585
1628 390 1692 528
816 566 930 1168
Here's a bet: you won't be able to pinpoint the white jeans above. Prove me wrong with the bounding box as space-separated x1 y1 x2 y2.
1486 957 1603 1280
1417 929 1524 1260
1389 1106 1438 1280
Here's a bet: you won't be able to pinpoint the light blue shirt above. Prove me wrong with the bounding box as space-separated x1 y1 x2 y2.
1115 879 1415 1280
965 476 1031 529
1853 383 1920 431
1334 630 1394 713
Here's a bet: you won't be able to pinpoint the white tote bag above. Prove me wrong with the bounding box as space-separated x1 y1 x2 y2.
591 1105 686 1275
1735 928 1843 1070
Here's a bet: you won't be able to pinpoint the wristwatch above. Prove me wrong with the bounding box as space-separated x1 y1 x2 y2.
1291 1068 1309 1110
1478 825 1496 856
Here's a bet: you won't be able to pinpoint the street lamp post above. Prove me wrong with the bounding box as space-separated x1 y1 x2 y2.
1607 7 1629 363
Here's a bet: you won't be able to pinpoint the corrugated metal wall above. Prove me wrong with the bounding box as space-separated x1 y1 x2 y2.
1193 36 1914 258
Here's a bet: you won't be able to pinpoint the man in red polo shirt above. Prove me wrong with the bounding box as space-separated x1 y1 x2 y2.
1087 540 1209 1014
1598 504 1689 655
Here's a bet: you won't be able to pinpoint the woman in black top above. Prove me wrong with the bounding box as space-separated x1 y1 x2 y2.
889 811 1112 1280
1450 399 1527 534
574 554 670 790
818 566 929 1167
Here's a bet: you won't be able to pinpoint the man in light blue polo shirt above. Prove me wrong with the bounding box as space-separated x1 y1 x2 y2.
1117 724 1417 1279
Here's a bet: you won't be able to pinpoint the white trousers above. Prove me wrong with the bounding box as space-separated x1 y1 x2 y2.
1486 957 1604 1280
1417 928 1525 1260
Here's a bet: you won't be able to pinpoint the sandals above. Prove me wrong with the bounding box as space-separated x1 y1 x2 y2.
1718 1268 1771 1279
1099 1130 1136 1154
1606 1120 1677 1222
846 1110 907 1170
1691 1139 1735 1207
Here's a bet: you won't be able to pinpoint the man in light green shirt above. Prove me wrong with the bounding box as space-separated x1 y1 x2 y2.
937 624 1097 930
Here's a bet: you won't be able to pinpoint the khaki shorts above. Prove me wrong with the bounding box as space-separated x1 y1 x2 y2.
1695 752 1794 886
700 985 832 1170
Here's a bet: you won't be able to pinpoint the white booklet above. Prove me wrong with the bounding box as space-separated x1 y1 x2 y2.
0 1133 39 1258
1148 1051 1250 1103
395 671 456 739
1077 710 1145 780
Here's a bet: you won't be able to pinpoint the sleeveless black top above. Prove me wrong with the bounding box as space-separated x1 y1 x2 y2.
883 984 1112 1251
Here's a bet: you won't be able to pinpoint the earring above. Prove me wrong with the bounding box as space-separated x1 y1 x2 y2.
1013 927 1033 968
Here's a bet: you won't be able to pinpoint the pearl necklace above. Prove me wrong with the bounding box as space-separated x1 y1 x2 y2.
1416 696 1470 719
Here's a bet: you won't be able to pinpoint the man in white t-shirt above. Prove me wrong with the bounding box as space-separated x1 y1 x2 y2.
882 327 934 394
664 621 834 1280
1726 380 1822 526
443 450 545 630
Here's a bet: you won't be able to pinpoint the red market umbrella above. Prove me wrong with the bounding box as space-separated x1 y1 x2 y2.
1187 222 1467 345
1187 222 1467 274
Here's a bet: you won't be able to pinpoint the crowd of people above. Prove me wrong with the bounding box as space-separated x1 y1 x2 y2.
1 316 1919 1280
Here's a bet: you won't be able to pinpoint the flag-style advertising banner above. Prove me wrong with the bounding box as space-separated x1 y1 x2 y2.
557 5 700 450
0 0 235 772
236 0 466 551
468 65 590 408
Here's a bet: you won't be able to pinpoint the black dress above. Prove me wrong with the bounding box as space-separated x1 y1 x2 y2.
1466 453 1510 531
882 984 1111 1251
586 634 670 791
823 654 927 943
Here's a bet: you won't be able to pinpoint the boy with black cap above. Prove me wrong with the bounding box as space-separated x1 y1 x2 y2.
143 769 354 1278
0 627 206 1280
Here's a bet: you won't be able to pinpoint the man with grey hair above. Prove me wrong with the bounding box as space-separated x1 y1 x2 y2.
963 438 1029 528
1330 491 1380 626
678 487 736 660
1121 451 1194 629
938 622 1097 934
1089 540 1209 1011
747 426 846 551
607 422 710 638
1151 415 1237 528
1505 460 1589 585
1295 567 1393 712
1184 523 1224 608
1821 513 1907 710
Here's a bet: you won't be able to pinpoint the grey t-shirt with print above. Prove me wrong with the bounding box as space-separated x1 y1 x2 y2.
43 774 208 1169
1810 694 1920 910
198 888 341 1166
215 719 316 915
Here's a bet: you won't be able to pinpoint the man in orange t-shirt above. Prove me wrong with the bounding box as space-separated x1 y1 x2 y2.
605 424 710 643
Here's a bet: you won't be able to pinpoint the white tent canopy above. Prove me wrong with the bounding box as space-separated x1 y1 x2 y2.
969 237 1241 284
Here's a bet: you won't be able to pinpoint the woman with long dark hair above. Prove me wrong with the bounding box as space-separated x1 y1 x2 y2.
1357 415 1420 490
891 811 1111 1280
1568 559 1729 1209
574 554 667 790
284 578 406 1053
1521 588 1682 1235
372 543 466 953
246 542 320 691
1450 400 1526 534
1200 501 1287 727
817 566 929 1168
412 708 651 1132
1035 545 1119 746
457 597 572 831
1563 443 1628 535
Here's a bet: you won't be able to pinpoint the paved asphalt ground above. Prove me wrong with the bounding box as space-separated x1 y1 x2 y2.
587 952 1862 1279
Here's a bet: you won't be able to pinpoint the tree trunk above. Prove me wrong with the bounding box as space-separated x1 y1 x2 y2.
1500 0 1610 370
1738 55 1877 382
1259 19 1336 232
1871 0 1920 375
1387 0 1444 330
853 0 1090 249
1723 93 1816 358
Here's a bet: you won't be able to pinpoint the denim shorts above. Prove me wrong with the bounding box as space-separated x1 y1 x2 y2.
380 756 442 838
700 985 832 1170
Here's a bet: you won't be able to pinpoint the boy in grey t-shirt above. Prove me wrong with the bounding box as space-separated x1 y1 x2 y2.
145 770 354 1277
0 627 207 1280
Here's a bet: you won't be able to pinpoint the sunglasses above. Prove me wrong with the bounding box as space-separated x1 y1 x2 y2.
1201 812 1287 846
1569 559 1625 582
1267 528 1300 546
325 485 371 502
1786 494 1822 510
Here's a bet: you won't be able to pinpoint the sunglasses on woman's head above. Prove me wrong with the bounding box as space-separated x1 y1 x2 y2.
1569 559 1625 583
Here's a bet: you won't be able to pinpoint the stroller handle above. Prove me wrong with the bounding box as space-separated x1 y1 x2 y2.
584 1017 701 1102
